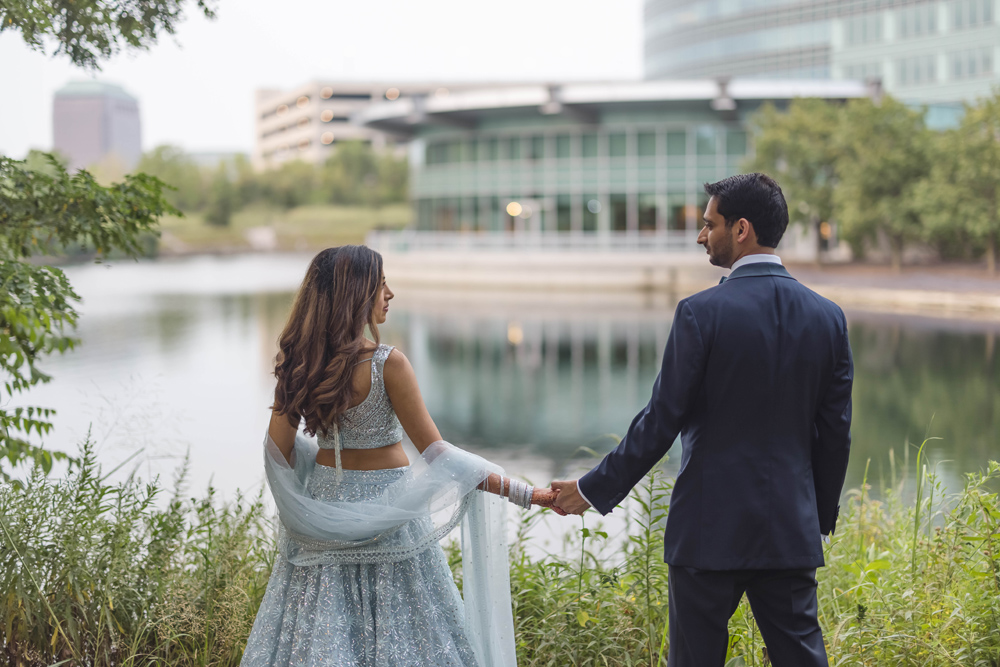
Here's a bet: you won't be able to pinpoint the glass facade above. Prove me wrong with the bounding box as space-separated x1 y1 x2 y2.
413 120 750 233
644 0 1000 107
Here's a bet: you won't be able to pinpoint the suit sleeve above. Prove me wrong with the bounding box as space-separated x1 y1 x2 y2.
578 299 706 515
812 314 854 535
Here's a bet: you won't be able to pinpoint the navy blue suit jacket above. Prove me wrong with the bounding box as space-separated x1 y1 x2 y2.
578 262 853 570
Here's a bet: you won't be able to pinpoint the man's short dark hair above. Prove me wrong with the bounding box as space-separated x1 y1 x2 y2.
703 173 789 248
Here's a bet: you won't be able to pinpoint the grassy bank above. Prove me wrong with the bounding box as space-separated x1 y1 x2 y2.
2 442 999 666
158 203 410 255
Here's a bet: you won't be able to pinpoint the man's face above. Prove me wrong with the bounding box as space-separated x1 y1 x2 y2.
697 196 736 268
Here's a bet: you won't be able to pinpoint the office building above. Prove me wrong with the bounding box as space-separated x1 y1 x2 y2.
52 81 142 172
644 0 998 111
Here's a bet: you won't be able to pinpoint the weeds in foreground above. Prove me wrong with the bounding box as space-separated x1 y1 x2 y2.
2 439 999 666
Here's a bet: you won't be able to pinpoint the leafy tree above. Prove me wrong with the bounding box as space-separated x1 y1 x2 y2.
204 162 236 227
0 1 211 477
834 97 933 271
0 156 177 479
1 0 216 70
919 91 1000 274
135 145 208 210
746 99 841 263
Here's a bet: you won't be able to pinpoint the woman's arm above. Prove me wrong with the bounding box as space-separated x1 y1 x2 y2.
268 410 298 464
384 348 557 508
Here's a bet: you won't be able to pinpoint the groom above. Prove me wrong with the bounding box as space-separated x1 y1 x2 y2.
552 173 853 667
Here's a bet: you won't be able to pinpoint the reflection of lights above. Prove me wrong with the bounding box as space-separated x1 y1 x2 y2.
506 201 522 217
296 95 309 108
819 221 832 240
435 87 450 97
587 199 601 214
320 87 333 99
385 87 400 100
321 109 334 122
507 323 524 346
276 104 289 116
321 132 334 145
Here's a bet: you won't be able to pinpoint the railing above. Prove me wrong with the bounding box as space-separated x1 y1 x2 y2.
366 230 703 253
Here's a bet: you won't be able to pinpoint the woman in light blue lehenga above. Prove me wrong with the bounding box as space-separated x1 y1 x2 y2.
240 246 554 667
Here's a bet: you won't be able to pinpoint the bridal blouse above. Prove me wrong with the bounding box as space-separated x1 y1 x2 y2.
240 344 516 667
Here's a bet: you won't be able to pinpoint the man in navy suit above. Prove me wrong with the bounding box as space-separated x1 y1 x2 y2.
552 173 853 667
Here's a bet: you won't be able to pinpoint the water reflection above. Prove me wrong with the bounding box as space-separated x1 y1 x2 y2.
17 256 1000 504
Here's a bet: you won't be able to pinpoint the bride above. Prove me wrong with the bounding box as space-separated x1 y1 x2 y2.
240 245 554 667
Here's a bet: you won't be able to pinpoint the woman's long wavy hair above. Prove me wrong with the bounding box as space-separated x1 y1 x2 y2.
272 245 383 436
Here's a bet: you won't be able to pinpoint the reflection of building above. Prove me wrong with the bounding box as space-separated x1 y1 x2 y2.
253 82 512 170
645 1 999 114
53 81 142 172
358 80 868 241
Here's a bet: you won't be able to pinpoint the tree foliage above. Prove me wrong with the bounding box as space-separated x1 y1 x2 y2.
0 156 177 479
0 0 216 70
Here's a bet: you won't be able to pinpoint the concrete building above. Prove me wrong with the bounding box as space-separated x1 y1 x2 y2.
644 0 998 114
253 82 509 170
53 81 142 172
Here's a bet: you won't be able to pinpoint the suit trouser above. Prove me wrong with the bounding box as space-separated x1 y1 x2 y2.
666 565 828 667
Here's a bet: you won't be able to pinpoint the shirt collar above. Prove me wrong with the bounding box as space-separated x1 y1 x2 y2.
730 253 782 273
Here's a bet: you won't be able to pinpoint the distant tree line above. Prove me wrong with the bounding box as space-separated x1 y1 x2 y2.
747 90 1000 273
135 141 410 226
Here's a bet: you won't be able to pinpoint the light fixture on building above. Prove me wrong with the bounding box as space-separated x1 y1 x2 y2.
321 87 333 99
296 95 310 108
321 132 335 145
298 117 309 128
507 322 524 346
321 109 334 122
277 104 289 116
435 87 450 97
587 199 602 214
506 201 523 217
299 139 310 150
385 87 400 100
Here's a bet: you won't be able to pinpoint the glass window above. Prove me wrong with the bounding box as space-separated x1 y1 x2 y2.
726 130 747 156
637 132 656 157
581 133 598 158
557 194 571 231
530 136 545 160
666 131 686 156
609 133 627 158
556 134 571 159
506 137 521 160
582 194 599 232
638 193 658 231
466 140 478 162
667 193 687 231
610 194 628 231
696 127 717 156
485 138 499 161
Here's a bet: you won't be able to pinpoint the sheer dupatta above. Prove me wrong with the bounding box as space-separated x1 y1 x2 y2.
263 432 517 667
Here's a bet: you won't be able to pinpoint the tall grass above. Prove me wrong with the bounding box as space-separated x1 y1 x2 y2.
2 439 999 666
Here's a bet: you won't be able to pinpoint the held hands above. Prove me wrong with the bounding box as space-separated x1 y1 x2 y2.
550 479 590 516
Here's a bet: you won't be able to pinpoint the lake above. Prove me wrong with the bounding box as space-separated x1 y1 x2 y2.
16 254 1000 516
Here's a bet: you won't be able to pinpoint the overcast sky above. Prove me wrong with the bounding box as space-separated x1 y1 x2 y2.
0 0 643 158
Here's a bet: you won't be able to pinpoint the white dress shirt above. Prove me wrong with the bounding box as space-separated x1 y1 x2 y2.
575 254 784 511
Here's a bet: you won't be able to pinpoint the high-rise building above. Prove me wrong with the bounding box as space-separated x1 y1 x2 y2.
644 0 998 111
52 81 142 172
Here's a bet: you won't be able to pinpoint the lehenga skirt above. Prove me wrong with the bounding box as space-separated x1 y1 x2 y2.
240 464 480 667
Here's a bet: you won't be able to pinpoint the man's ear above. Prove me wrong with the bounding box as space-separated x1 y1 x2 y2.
735 218 755 244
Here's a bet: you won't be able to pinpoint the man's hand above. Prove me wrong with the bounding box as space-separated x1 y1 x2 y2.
551 479 591 516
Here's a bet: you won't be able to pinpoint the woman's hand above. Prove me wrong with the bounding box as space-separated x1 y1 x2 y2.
530 487 558 508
